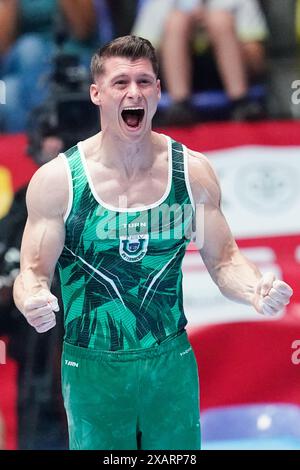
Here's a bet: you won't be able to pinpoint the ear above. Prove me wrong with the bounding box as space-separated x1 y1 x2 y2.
156 79 161 100
90 83 101 106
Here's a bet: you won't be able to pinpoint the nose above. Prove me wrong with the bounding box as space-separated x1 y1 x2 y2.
127 81 141 100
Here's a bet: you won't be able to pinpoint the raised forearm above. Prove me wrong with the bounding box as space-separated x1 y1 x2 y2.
211 249 262 306
190 149 293 316
59 0 95 40
12 158 67 331
0 0 18 54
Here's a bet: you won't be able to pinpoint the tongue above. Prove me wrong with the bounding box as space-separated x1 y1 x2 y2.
125 114 139 127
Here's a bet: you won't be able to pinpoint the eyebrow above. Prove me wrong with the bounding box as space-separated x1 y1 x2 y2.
111 73 154 81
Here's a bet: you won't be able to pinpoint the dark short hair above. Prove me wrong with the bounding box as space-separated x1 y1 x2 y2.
91 35 159 80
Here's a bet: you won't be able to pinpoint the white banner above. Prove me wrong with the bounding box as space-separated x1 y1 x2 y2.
207 145 300 238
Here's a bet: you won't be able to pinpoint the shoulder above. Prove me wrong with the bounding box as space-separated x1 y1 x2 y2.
26 155 69 218
186 147 221 206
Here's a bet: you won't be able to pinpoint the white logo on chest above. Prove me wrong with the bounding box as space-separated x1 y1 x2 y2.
119 234 149 262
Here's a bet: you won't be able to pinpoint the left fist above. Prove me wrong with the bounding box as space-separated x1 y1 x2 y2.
253 272 293 316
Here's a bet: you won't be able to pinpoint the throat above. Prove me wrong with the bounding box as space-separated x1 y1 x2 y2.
96 130 156 176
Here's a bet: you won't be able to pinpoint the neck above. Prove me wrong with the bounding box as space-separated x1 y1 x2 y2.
97 129 156 178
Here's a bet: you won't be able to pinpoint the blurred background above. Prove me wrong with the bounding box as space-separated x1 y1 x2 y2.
0 0 300 450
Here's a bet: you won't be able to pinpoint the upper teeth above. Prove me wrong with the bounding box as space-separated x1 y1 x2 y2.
123 107 144 111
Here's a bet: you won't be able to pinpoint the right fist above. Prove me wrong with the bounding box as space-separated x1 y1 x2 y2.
23 289 59 333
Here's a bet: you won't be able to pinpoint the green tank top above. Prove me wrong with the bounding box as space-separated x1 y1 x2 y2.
58 136 195 351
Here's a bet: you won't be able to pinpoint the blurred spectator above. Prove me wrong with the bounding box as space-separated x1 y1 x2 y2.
0 0 97 133
133 0 268 125
0 136 67 449
162 0 268 124
132 0 176 48
105 0 138 38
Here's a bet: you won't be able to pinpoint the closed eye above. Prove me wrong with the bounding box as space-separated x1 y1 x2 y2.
114 80 127 86
139 79 153 85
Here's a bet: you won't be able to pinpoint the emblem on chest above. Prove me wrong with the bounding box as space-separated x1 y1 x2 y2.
119 234 149 262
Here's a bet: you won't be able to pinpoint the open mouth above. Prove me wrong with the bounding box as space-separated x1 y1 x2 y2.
121 107 145 129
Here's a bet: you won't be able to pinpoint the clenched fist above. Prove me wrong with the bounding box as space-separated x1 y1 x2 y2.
253 272 293 316
23 289 59 333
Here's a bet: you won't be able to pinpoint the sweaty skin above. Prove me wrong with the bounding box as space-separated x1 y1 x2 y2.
13 57 293 332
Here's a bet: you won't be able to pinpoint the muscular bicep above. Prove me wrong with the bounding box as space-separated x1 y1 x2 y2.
19 158 67 290
20 214 65 287
189 150 239 281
